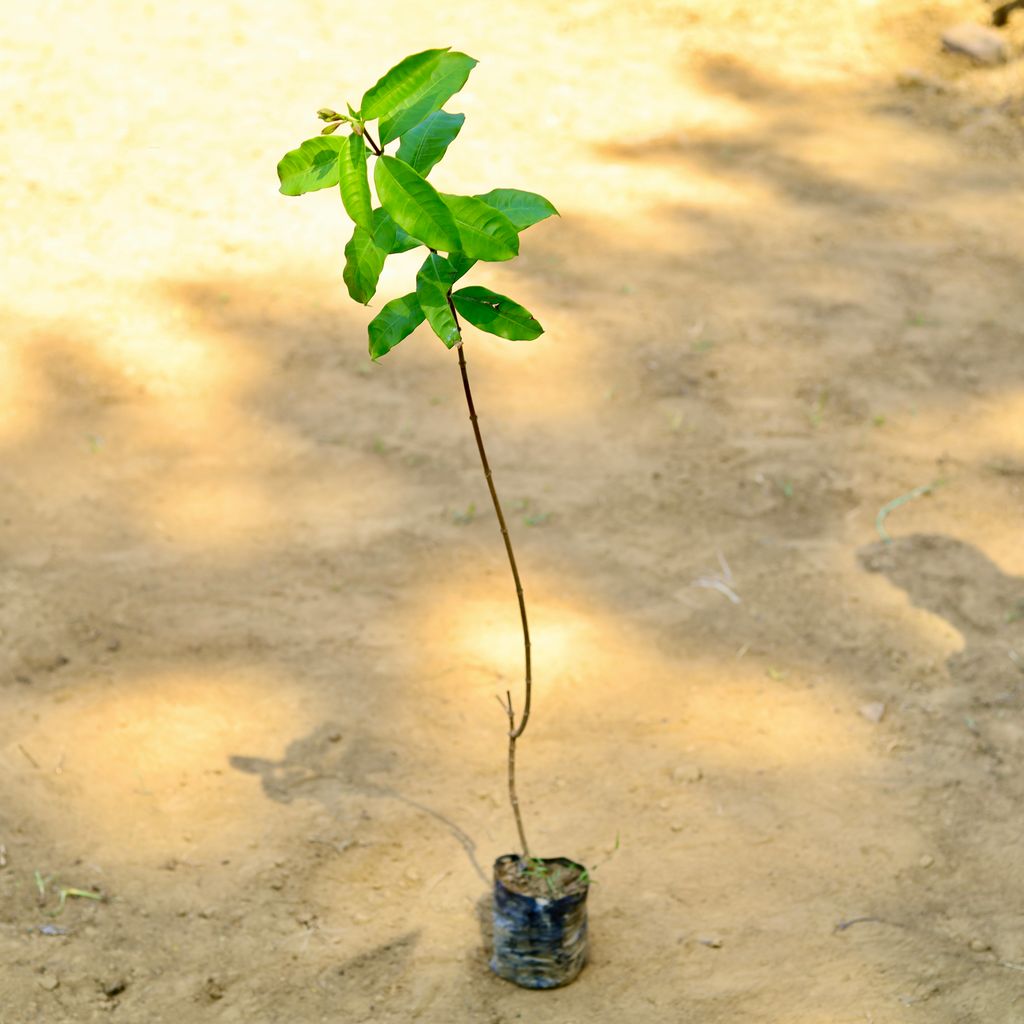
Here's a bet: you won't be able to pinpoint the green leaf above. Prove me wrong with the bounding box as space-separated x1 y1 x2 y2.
439 193 518 262
368 293 425 360
452 286 543 340
446 252 477 280
396 111 465 177
342 208 398 305
390 222 421 253
374 155 461 253
369 208 421 254
277 136 345 196
379 52 477 145
339 132 373 231
475 188 559 230
359 48 448 121
415 253 460 348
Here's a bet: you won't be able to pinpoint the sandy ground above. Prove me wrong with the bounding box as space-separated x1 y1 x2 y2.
2 1 1024 1020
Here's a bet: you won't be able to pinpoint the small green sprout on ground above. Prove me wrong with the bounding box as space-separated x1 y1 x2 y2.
278 49 558 859
34 870 105 916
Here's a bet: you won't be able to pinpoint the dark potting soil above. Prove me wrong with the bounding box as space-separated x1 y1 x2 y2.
495 856 590 900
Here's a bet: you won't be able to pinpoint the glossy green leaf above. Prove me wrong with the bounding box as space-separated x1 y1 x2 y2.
446 252 477 281
342 208 399 305
379 52 477 145
371 208 421 254
475 188 559 230
359 48 448 121
396 111 465 177
374 155 461 253
339 133 373 231
415 254 461 348
368 293 425 360
452 286 543 340
439 193 518 262
390 222 421 253
277 136 345 196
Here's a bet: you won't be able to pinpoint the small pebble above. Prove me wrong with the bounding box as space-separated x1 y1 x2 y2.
404 867 420 882
698 935 723 949
670 822 686 833
859 702 886 724
102 978 128 998
896 68 940 90
672 764 703 784
919 854 934 868
24 652 69 673
941 23 1008 64
969 938 991 953
38 975 59 991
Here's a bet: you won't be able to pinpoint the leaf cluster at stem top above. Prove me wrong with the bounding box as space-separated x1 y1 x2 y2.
277 48 559 360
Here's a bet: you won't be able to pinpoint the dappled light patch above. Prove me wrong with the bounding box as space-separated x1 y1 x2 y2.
1 669 314 862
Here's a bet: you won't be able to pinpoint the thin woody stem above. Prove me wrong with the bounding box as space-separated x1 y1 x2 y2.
504 691 530 859
361 126 383 156
451 297 533 858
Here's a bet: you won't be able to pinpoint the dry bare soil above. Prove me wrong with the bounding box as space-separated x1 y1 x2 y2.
2 2 1024 1021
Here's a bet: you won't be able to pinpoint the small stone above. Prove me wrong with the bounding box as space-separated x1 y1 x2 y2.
896 68 941 90
404 866 421 882
203 977 225 1002
38 975 59 991
919 854 934 868
698 935 723 949
860 702 886 724
353 911 370 925
941 23 1008 64
672 764 703 784
102 978 128 998
24 652 69 673
969 938 991 952
670 822 686 833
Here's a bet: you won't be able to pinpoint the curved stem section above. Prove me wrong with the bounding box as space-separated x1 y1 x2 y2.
456 338 533 857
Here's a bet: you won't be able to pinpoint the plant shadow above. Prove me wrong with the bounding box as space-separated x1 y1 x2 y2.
231 722 488 882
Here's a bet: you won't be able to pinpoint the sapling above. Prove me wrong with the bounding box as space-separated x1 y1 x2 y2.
278 48 560 868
